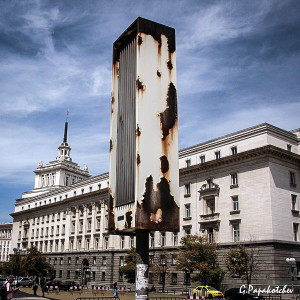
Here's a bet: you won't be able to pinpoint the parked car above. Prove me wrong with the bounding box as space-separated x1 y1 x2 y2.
193 286 224 299
44 280 63 291
13 277 33 287
225 288 264 300
62 281 81 291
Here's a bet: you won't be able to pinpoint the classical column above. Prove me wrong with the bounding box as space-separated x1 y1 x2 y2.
65 208 71 251
90 202 96 250
99 201 106 249
73 207 79 250
81 205 87 250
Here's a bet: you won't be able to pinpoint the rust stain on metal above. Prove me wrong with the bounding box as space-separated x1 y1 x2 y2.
110 139 113 152
167 60 173 70
160 155 169 174
136 125 141 136
136 175 179 231
137 153 141 165
160 82 178 140
157 70 161 77
136 78 144 90
138 35 143 45
125 211 133 229
108 193 116 232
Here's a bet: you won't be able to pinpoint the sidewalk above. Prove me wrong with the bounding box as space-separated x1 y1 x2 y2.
12 287 135 300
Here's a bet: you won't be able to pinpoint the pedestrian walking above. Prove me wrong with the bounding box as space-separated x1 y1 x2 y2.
32 276 39 296
1 275 19 300
40 277 46 298
113 282 120 300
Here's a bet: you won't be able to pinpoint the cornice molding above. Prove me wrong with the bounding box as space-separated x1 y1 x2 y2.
180 145 300 177
179 123 298 158
11 188 109 218
16 172 109 204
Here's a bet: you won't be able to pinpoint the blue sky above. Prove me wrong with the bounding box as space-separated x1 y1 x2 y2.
1 0 300 222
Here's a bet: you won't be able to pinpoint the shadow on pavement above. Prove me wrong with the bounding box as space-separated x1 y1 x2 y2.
13 289 53 300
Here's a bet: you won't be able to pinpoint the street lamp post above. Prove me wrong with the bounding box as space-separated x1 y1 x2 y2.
286 257 296 299
12 248 26 285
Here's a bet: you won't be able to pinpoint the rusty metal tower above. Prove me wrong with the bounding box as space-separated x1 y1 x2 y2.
109 17 179 300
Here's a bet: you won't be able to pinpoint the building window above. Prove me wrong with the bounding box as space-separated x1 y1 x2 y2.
184 273 190 284
76 257 79 264
287 144 292 152
233 224 240 242
75 271 79 279
232 196 239 211
93 271 96 281
67 270 70 279
215 151 221 159
120 256 124 266
171 273 177 284
173 232 178 246
93 257 96 265
68 257 71 264
101 272 105 281
102 256 107 265
184 184 191 197
150 233 154 248
95 238 99 249
149 273 154 284
185 204 191 218
130 236 134 248
161 232 166 246
186 159 191 167
185 227 191 237
292 195 298 211
120 236 125 249
160 255 166 265
290 172 296 186
59 270 62 278
231 173 238 187
207 199 215 214
171 255 177 265
207 228 214 243
104 237 109 249
231 146 237 155
200 155 205 163
293 223 299 242
60 257 63 265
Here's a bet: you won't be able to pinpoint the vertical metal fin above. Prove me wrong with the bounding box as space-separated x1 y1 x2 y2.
115 35 137 206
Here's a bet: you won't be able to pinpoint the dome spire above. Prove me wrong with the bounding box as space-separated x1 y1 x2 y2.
63 109 69 143
56 110 72 162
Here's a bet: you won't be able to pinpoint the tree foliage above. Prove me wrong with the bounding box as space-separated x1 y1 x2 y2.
176 235 225 286
1 252 24 277
21 246 53 277
225 244 259 285
119 247 136 283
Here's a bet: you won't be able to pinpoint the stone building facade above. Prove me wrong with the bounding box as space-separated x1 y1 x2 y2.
0 223 13 264
10 123 300 290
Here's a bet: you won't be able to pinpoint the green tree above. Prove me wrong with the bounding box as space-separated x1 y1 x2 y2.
21 246 53 278
176 235 225 286
119 247 136 283
225 244 259 285
1 252 24 277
